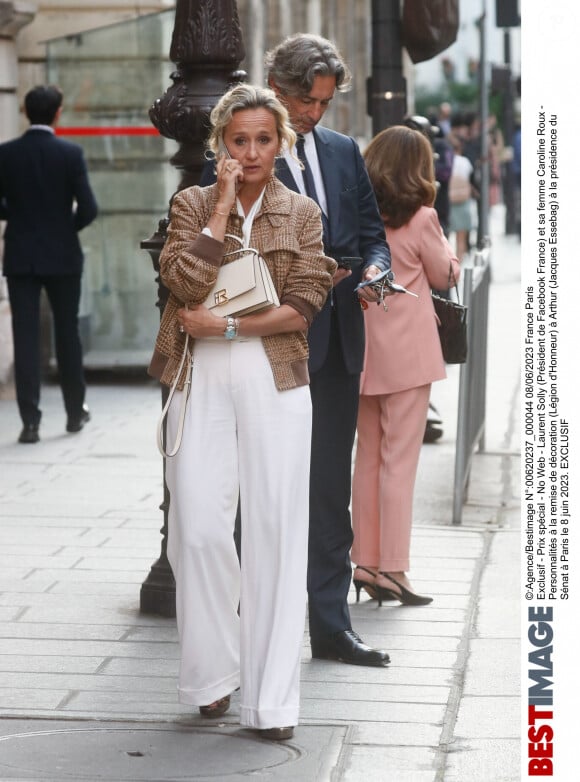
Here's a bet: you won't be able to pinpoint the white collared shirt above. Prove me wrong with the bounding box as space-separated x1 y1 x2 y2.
202 186 266 243
284 131 328 217
28 125 55 134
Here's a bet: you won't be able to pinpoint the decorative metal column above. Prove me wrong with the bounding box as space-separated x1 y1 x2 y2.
367 0 406 135
140 0 246 617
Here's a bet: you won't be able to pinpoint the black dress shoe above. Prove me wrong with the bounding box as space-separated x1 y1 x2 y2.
311 629 390 667
18 424 40 444
66 405 91 433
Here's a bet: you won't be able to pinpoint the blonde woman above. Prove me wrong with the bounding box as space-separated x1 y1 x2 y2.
149 84 335 740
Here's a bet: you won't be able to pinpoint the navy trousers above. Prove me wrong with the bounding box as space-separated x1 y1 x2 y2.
7 274 86 426
307 310 360 642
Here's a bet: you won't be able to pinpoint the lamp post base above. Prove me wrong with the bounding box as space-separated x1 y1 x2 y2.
140 558 176 617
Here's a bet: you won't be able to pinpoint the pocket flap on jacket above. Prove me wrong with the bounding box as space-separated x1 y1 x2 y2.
260 231 301 256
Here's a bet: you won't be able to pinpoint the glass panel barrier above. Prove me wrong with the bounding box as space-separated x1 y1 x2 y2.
46 10 179 367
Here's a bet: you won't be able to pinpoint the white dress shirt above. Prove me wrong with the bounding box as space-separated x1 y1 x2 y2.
284 132 328 218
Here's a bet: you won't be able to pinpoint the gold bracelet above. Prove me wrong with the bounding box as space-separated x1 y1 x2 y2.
214 209 229 217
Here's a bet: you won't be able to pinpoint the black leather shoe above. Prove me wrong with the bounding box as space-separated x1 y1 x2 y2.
311 630 390 667
18 423 40 444
66 405 91 433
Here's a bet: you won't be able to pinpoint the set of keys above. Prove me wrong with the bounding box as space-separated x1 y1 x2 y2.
355 270 418 311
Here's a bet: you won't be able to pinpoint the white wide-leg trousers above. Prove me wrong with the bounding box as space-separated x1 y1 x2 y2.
165 338 311 729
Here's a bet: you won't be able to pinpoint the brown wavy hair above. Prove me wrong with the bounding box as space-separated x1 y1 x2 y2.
363 126 437 228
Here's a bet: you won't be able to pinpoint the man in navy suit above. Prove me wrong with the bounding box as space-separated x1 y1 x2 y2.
265 34 392 667
0 85 98 443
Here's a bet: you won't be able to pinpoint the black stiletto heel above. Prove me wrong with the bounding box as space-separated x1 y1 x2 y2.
353 566 379 601
377 572 433 606
376 585 399 607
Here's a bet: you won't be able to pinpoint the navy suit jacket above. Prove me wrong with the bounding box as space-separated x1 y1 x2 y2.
200 126 391 374
275 126 391 374
0 128 98 276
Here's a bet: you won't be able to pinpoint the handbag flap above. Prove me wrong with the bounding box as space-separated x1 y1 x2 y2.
256 255 280 308
204 253 257 310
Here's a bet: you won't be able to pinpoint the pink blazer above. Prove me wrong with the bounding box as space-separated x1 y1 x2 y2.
360 206 460 395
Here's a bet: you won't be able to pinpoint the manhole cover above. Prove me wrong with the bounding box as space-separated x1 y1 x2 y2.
0 726 300 780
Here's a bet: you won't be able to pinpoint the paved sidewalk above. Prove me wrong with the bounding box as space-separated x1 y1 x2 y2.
0 206 521 781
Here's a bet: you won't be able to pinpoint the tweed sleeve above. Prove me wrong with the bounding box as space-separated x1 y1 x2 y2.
159 187 224 304
279 198 336 324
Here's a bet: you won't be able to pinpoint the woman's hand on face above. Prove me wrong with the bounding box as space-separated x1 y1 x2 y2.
177 305 224 338
216 153 243 208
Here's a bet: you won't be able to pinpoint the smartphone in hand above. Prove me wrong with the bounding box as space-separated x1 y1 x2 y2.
218 139 232 159
218 140 240 192
337 256 362 270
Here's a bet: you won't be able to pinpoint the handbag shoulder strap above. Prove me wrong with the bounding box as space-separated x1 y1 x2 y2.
156 322 193 457
447 262 461 304
156 336 192 457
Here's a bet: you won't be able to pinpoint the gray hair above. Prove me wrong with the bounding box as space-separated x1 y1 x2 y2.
207 83 296 156
264 33 352 97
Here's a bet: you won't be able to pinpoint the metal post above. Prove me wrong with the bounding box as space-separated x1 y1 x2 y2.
453 267 474 525
140 0 246 617
476 7 489 247
502 29 516 235
367 0 406 135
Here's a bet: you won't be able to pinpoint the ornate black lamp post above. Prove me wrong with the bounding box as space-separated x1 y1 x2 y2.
140 0 246 616
367 0 406 134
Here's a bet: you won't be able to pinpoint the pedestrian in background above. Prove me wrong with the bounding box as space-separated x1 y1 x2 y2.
351 126 460 606
511 118 521 239
0 85 97 443
149 84 335 740
265 33 392 668
448 134 475 262
402 115 453 444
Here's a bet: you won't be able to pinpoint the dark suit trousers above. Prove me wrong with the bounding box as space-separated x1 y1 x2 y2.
307 308 360 642
7 275 86 426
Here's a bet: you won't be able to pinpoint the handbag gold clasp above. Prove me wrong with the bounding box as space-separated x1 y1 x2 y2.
214 289 229 305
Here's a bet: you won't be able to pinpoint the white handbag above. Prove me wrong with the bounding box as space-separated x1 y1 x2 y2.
203 235 279 317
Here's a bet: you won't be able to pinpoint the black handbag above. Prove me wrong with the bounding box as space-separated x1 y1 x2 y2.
431 266 467 364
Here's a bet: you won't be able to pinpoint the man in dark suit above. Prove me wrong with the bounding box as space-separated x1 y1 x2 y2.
265 34 392 667
0 85 98 443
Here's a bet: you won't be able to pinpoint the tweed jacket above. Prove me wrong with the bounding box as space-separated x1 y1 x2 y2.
148 176 336 391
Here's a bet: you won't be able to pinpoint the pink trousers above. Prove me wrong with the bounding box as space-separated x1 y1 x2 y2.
351 384 431 572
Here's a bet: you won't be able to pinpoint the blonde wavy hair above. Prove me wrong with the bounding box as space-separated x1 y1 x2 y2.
207 83 296 158
363 126 437 229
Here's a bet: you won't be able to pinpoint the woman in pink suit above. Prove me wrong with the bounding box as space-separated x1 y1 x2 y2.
351 126 460 605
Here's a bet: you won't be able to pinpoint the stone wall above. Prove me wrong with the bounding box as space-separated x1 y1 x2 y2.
0 2 171 392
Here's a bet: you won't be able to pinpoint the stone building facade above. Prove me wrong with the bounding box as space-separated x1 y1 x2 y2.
0 0 387 378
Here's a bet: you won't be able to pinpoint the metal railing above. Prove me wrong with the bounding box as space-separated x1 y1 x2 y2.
452 246 492 524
